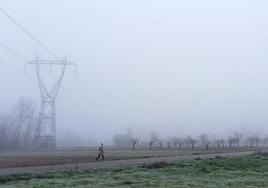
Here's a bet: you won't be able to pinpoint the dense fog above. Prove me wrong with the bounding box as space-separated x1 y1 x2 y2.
1 0 268 147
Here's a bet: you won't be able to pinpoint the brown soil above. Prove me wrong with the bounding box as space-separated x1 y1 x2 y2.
0 150 255 176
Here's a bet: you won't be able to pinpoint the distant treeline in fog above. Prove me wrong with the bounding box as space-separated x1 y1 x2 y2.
113 131 268 150
1 97 268 151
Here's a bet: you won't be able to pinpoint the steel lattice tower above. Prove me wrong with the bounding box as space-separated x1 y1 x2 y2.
26 56 76 150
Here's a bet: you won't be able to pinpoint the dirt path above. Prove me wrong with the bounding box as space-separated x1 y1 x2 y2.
0 151 253 176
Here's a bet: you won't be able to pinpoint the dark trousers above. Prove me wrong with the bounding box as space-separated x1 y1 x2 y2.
96 154 104 161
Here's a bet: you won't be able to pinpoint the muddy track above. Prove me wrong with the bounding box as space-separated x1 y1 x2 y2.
0 151 253 176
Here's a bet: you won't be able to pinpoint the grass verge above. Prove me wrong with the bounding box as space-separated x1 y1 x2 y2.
1 153 268 188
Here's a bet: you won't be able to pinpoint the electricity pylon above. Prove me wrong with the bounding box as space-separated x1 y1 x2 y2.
26 56 76 150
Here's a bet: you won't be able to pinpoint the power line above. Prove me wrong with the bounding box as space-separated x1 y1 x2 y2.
0 8 59 60
0 42 29 61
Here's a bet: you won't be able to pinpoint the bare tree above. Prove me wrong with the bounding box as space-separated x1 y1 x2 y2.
233 132 243 147
199 134 210 150
246 136 254 147
148 131 159 150
215 139 222 148
220 139 225 148
228 133 243 148
247 135 260 147
199 134 208 147
170 137 182 149
228 136 235 148
11 98 36 149
185 136 197 149
178 138 184 149
253 136 260 147
113 134 131 148
149 140 154 150
215 138 225 148
0 98 36 150
158 139 164 149
130 138 139 150
167 141 171 150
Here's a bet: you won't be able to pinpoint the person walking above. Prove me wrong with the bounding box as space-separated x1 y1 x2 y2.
96 143 104 161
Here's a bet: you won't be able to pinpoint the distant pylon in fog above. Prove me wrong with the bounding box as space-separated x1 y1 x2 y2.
26 56 76 150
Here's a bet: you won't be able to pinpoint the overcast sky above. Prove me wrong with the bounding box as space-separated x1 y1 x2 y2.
1 0 268 145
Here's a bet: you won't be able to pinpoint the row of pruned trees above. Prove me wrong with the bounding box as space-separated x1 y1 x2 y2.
0 98 36 150
113 131 268 150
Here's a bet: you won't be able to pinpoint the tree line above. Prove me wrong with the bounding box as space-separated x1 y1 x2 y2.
113 131 268 150
1 98 268 151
